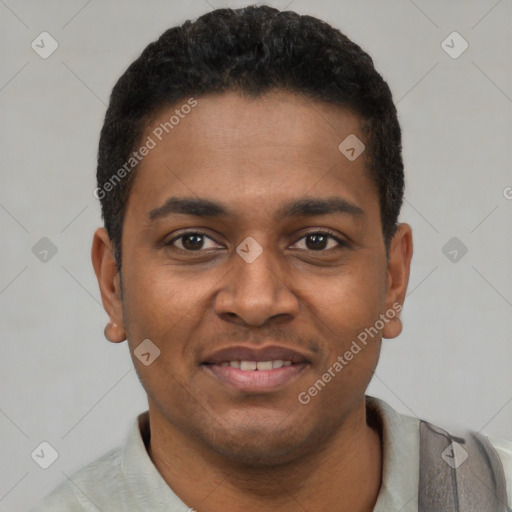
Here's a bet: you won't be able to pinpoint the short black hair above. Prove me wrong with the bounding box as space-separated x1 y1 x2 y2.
96 4 404 270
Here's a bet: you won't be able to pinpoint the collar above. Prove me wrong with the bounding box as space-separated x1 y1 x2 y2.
367 396 420 511
120 396 420 511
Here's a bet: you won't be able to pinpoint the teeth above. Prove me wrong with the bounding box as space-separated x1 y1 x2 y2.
256 361 273 370
221 360 294 370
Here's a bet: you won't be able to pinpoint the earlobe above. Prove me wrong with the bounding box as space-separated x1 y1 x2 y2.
382 223 413 340
382 316 402 339
91 227 126 341
104 321 127 343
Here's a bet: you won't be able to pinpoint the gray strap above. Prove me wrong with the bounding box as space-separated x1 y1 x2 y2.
419 420 510 511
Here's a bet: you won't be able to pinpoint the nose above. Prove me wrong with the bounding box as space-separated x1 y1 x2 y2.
213 241 299 327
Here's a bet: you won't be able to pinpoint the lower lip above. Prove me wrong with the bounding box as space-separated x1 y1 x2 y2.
202 363 309 393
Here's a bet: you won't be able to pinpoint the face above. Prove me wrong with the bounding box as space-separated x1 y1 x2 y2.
93 90 412 466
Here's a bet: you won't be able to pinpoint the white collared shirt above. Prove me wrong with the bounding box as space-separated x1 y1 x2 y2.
30 396 512 511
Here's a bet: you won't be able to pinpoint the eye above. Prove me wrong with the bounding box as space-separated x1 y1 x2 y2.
290 231 346 251
167 231 221 251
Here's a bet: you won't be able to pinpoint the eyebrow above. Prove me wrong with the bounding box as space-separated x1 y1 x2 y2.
148 196 364 221
149 197 228 220
278 197 364 218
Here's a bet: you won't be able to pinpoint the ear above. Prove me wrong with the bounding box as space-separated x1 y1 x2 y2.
91 227 126 343
382 223 413 339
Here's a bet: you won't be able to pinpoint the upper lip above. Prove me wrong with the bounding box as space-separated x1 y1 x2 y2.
202 345 310 365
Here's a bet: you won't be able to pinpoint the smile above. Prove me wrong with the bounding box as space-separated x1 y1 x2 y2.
200 344 311 392
202 360 309 393
221 360 293 370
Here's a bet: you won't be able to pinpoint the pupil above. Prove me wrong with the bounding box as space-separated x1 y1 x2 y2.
306 234 327 250
183 233 203 250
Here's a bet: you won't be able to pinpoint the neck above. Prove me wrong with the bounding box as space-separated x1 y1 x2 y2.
146 398 383 512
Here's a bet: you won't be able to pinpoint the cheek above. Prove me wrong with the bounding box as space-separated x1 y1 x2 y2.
304 255 386 371
119 267 203 410
122 262 206 337
311 255 385 326
120 263 219 387
298 270 383 410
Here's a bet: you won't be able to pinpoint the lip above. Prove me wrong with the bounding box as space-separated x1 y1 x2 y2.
202 362 309 393
201 344 310 365
201 344 311 393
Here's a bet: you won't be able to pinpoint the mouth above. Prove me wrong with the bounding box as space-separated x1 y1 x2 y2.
201 345 311 393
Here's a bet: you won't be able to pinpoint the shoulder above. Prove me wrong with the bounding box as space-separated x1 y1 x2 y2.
29 446 125 512
367 396 512 510
487 434 512 469
487 434 512 509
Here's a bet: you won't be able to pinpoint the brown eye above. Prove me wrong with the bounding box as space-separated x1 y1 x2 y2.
168 232 220 251
305 233 328 250
291 231 346 251
181 233 205 250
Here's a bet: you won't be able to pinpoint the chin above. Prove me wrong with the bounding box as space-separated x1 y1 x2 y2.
197 414 321 468
210 432 308 467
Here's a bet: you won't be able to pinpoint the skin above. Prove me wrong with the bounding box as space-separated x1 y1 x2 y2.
92 90 413 511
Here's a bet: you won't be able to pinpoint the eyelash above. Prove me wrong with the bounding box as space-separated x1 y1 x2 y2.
166 230 348 253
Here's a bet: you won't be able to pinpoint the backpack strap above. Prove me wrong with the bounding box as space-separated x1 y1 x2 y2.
419 420 510 511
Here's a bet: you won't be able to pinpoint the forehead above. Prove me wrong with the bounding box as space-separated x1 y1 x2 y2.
144 90 365 165
127 90 378 224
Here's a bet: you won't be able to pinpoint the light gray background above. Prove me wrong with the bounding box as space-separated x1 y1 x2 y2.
1 0 511 510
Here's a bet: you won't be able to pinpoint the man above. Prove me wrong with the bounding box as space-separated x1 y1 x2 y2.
31 5 511 511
